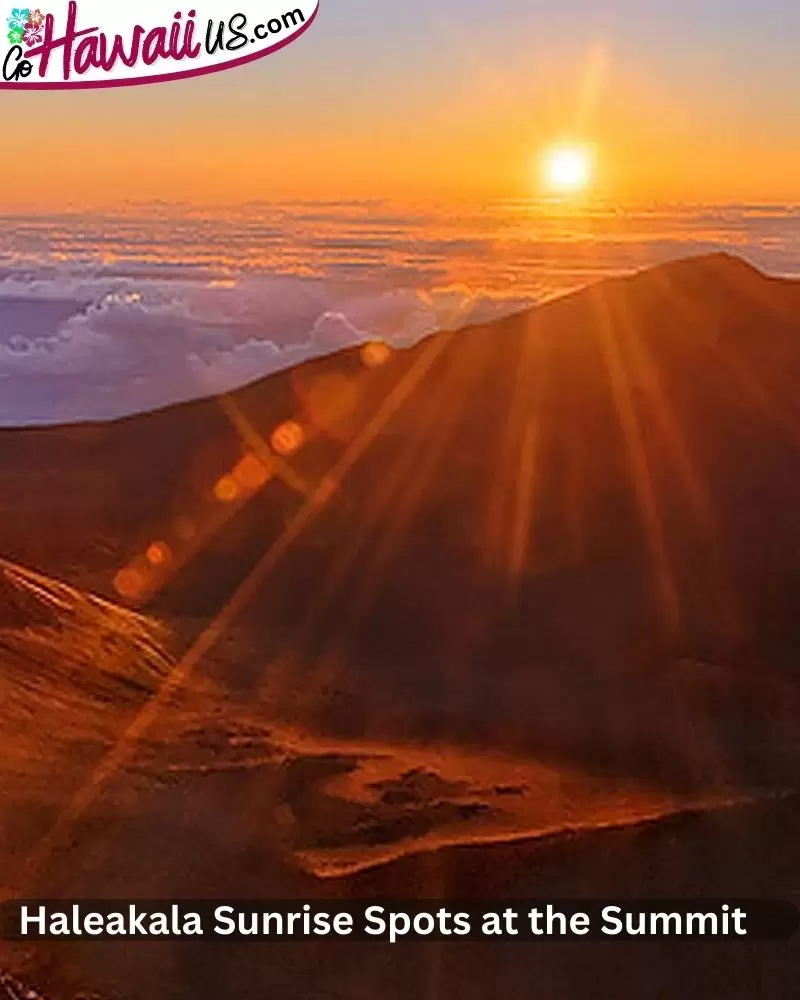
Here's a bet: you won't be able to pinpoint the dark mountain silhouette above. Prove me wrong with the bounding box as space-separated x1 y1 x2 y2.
2 253 800 999
2 253 800 778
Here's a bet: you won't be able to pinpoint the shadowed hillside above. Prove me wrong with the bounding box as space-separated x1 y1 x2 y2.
2 254 800 998
2 253 800 781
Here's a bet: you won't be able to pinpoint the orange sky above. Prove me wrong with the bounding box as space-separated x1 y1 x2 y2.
3 2 799 210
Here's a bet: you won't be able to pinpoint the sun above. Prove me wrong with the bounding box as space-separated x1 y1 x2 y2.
540 144 595 195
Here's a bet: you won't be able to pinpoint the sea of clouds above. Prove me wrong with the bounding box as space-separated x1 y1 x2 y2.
1 201 798 425
0 267 530 425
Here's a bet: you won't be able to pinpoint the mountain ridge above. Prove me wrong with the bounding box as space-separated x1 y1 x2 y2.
0 251 788 436
0 251 797 786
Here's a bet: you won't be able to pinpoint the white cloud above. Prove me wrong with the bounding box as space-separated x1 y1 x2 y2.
0 264 527 425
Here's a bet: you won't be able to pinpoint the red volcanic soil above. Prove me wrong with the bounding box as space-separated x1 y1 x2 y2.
1 254 800 998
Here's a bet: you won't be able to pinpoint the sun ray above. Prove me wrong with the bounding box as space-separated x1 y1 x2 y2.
483 322 544 580
19 335 453 891
260 344 463 713
608 284 716 533
507 419 540 586
589 284 681 633
607 277 744 642
280 337 486 726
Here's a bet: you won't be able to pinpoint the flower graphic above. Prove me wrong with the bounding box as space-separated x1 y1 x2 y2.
7 8 30 31
5 7 45 47
22 21 41 44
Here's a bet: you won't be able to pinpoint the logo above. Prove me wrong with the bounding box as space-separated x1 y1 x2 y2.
1 1 319 88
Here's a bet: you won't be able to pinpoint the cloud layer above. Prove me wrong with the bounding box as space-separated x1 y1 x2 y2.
0 201 798 425
0 269 526 424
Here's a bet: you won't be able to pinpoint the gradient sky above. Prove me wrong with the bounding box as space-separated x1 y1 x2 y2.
4 0 800 208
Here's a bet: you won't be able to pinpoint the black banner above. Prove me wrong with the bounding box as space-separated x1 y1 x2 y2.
1 900 798 943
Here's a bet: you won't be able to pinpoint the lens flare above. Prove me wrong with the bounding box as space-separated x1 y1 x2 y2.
113 567 147 599
361 341 392 368
271 421 305 457
233 453 271 491
214 475 241 504
145 541 172 566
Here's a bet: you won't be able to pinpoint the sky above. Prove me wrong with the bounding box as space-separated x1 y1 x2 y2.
3 0 799 209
